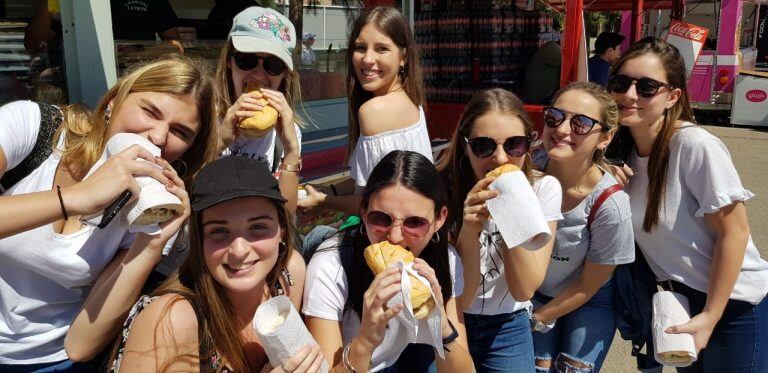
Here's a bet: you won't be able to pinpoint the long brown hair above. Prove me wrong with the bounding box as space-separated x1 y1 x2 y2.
55 55 218 185
606 37 695 232
436 88 537 237
213 41 304 127
550 82 619 166
109 199 297 372
345 6 425 162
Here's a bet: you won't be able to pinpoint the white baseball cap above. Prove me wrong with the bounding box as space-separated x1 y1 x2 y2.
229 7 296 71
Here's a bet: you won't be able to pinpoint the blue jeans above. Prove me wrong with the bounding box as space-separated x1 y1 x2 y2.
532 279 617 372
465 309 534 372
662 281 768 373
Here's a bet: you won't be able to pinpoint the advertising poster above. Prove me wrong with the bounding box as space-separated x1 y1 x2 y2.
758 5 768 70
665 20 710 76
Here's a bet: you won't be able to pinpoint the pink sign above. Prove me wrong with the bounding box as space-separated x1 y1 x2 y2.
746 89 767 103
666 20 710 76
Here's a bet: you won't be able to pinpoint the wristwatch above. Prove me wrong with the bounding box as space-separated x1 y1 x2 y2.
530 313 546 332
442 319 459 351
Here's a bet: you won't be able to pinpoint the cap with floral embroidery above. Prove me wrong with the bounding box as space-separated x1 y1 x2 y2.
229 7 296 71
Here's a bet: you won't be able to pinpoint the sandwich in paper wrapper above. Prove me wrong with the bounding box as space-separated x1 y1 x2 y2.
253 295 328 372
364 242 447 359
484 164 551 250
652 291 697 367
82 133 183 238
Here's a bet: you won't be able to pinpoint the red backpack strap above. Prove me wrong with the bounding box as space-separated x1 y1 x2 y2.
587 184 623 230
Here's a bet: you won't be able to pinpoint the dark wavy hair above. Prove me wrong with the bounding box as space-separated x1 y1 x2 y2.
605 37 695 232
342 150 452 318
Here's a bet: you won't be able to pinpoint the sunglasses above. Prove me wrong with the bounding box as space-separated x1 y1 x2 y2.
607 74 674 98
365 210 432 238
543 107 602 135
232 52 286 76
463 136 530 158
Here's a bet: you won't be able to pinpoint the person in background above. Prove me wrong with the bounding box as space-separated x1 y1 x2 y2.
607 37 768 372
302 32 317 66
531 82 634 372
110 0 181 42
108 156 317 373
214 6 302 214
303 150 473 372
438 88 562 372
523 41 561 105
0 55 218 371
588 32 625 87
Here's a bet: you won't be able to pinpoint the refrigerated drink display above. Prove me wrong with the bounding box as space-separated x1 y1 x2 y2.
415 0 555 103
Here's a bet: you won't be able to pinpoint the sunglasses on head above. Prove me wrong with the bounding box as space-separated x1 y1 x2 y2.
607 74 674 98
463 136 530 158
365 210 432 238
232 52 286 76
543 107 602 136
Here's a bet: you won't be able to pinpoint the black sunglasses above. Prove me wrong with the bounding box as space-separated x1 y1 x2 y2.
607 74 674 98
543 107 602 136
232 52 286 76
463 136 530 158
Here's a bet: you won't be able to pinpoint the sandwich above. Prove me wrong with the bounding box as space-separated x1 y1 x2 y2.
363 242 435 319
238 82 279 138
133 205 182 226
484 164 520 179
659 351 693 364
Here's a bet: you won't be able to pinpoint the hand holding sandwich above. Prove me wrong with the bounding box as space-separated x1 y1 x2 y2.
356 267 404 352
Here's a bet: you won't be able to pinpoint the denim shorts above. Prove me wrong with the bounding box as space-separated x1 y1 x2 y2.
0 358 102 373
660 281 768 373
532 279 617 372
465 308 534 372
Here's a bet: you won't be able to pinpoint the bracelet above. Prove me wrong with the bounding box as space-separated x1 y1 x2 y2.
330 183 339 196
56 185 68 221
342 342 359 373
442 319 459 352
280 157 302 173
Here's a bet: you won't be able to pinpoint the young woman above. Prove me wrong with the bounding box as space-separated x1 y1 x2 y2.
607 37 768 371
303 151 473 372
438 88 562 372
215 6 302 212
530 82 635 372
0 55 219 370
109 156 317 372
299 6 432 215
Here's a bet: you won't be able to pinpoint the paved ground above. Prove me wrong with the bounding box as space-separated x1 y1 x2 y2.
601 124 768 372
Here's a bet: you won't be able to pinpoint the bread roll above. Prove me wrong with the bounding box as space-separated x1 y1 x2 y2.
660 351 693 364
238 82 278 138
133 205 181 225
484 164 520 179
364 242 435 319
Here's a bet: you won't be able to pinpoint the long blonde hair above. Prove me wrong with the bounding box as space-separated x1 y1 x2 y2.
345 6 425 162
56 54 219 185
213 41 304 126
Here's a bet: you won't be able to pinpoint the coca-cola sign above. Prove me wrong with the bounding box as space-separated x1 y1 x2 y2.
746 89 767 103
670 22 709 42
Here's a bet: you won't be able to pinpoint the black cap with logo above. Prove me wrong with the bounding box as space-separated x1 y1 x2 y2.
191 156 286 212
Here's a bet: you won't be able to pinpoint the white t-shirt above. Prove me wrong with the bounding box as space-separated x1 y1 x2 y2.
350 107 433 188
224 124 302 172
302 236 464 372
465 175 563 315
626 123 768 304
0 101 137 364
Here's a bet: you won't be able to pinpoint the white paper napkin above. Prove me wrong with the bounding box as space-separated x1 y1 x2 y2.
485 170 551 250
652 291 697 367
253 295 329 372
106 133 182 235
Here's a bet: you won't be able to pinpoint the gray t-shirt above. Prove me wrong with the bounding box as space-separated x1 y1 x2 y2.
537 170 635 297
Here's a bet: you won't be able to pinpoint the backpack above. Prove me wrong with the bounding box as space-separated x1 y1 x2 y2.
0 102 63 192
588 184 660 370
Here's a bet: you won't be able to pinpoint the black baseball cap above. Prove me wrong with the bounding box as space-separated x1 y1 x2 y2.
191 156 286 212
